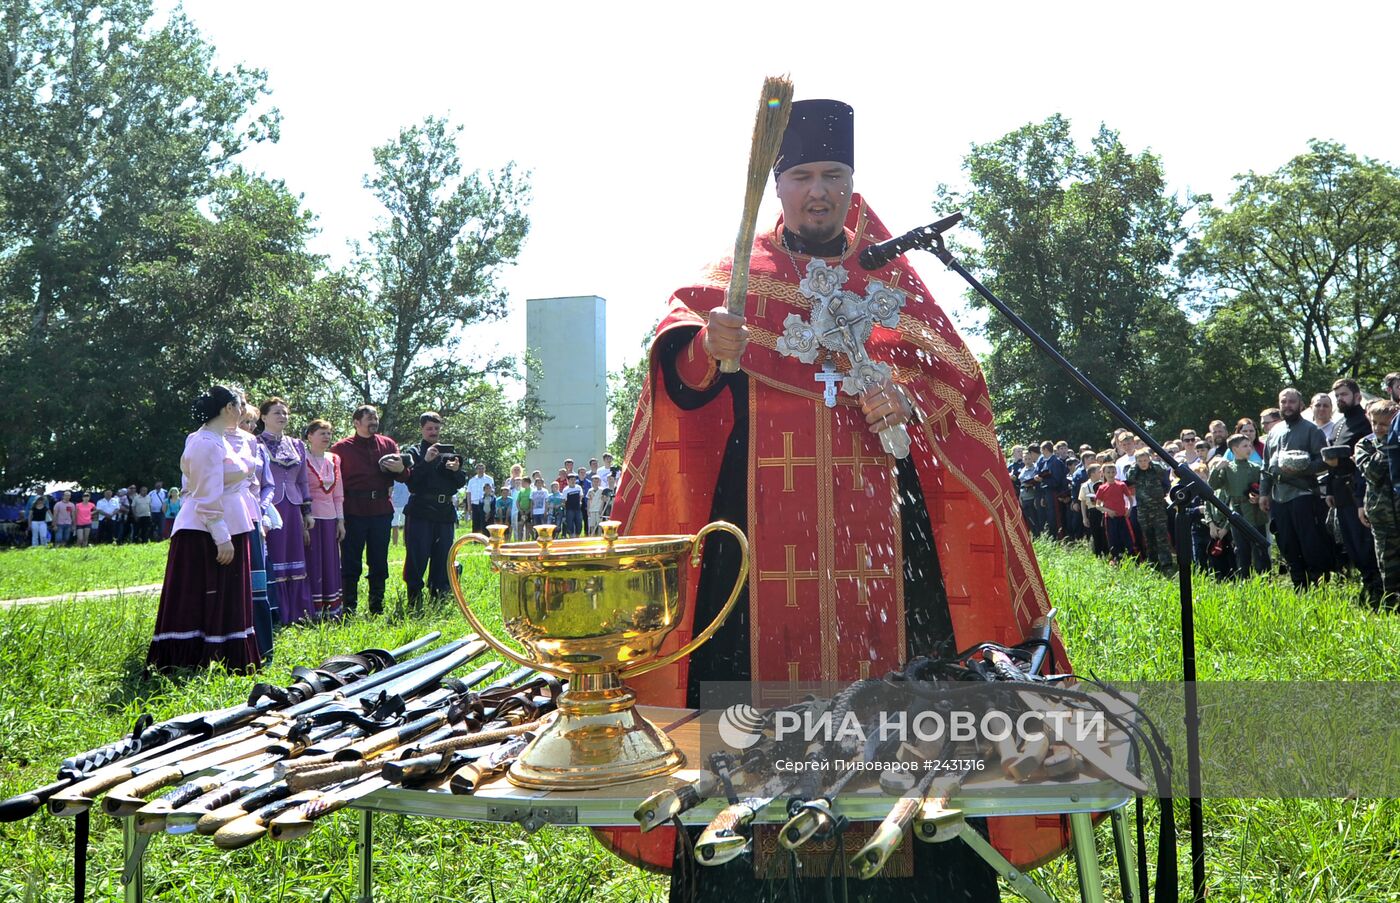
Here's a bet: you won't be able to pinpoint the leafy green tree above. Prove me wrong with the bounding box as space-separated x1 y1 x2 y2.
0 1 325 488
607 357 647 459
606 321 659 459
315 117 532 441
1185 140 1400 392
937 115 1198 444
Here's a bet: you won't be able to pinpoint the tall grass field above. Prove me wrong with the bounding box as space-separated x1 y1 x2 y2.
1 538 1397 901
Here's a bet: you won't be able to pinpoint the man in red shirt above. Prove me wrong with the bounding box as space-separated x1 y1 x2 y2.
330 405 408 614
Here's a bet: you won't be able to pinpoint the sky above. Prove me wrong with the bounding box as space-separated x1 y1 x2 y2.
170 0 1400 382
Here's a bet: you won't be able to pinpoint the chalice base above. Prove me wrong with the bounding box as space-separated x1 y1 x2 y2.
507 675 685 790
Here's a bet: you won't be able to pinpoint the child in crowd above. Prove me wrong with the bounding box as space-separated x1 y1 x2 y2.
514 478 533 541
548 481 564 526
1094 467 1134 563
1124 448 1173 573
1209 433 1270 577
492 485 513 528
587 480 605 534
1079 463 1107 557
530 478 549 528
1017 446 1043 536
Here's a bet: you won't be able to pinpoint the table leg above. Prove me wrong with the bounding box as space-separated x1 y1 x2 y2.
1110 807 1141 903
356 809 373 903
956 826 1055 903
1069 812 1105 903
122 818 143 903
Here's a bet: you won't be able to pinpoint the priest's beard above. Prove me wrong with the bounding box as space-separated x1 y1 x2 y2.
794 222 843 245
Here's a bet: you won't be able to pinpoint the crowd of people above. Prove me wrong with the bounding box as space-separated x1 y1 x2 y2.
1006 375 1400 609
460 453 620 540
138 386 623 672
6 482 179 548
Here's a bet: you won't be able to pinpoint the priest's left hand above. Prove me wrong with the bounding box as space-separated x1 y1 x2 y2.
860 378 913 434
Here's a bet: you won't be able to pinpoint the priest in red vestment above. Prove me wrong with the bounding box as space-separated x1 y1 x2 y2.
602 99 1074 900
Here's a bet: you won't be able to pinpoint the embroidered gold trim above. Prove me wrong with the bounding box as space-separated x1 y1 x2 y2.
815 402 839 680
747 384 762 668
916 419 1046 626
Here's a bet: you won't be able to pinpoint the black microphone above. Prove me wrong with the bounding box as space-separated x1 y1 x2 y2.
858 212 964 271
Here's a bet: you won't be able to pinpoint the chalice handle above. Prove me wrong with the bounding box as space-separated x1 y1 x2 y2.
447 533 570 679
619 520 750 680
719 358 741 374
879 422 911 460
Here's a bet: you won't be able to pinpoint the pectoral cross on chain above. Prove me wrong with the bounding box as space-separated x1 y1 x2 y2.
814 362 842 408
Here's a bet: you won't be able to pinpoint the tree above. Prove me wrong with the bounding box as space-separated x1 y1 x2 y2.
606 321 659 459
936 115 1197 443
1185 140 1400 391
607 358 647 459
0 1 325 488
316 117 532 441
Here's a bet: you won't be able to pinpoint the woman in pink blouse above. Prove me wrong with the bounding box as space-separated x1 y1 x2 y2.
304 419 345 618
74 492 95 546
146 385 259 672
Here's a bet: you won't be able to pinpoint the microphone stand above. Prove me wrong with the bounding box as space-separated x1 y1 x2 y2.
887 218 1270 903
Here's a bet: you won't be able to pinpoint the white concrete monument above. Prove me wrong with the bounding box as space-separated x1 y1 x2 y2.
525 296 607 479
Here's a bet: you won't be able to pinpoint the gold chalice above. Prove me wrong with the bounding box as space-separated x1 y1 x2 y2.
448 520 749 790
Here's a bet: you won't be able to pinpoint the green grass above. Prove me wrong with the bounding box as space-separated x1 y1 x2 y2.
0 543 170 600
1 539 1398 900
0 530 427 602
0 548 666 902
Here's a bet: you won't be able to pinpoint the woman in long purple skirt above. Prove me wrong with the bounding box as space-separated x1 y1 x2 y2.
256 397 316 624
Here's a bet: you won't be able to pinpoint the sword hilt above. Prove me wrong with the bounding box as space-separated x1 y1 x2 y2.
212 794 304 850
851 797 918 879
49 766 134 817
381 753 451 787
634 771 716 833
286 759 378 793
269 794 348 841
196 782 291 835
409 719 542 759
104 766 183 817
213 812 268 849
779 797 836 850
158 774 223 811
694 802 755 865
913 799 964 841
276 753 336 777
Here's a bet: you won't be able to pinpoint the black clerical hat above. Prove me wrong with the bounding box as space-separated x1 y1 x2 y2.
774 99 854 175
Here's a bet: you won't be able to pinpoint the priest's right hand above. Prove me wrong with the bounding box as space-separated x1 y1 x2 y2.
702 308 749 367
215 540 235 565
